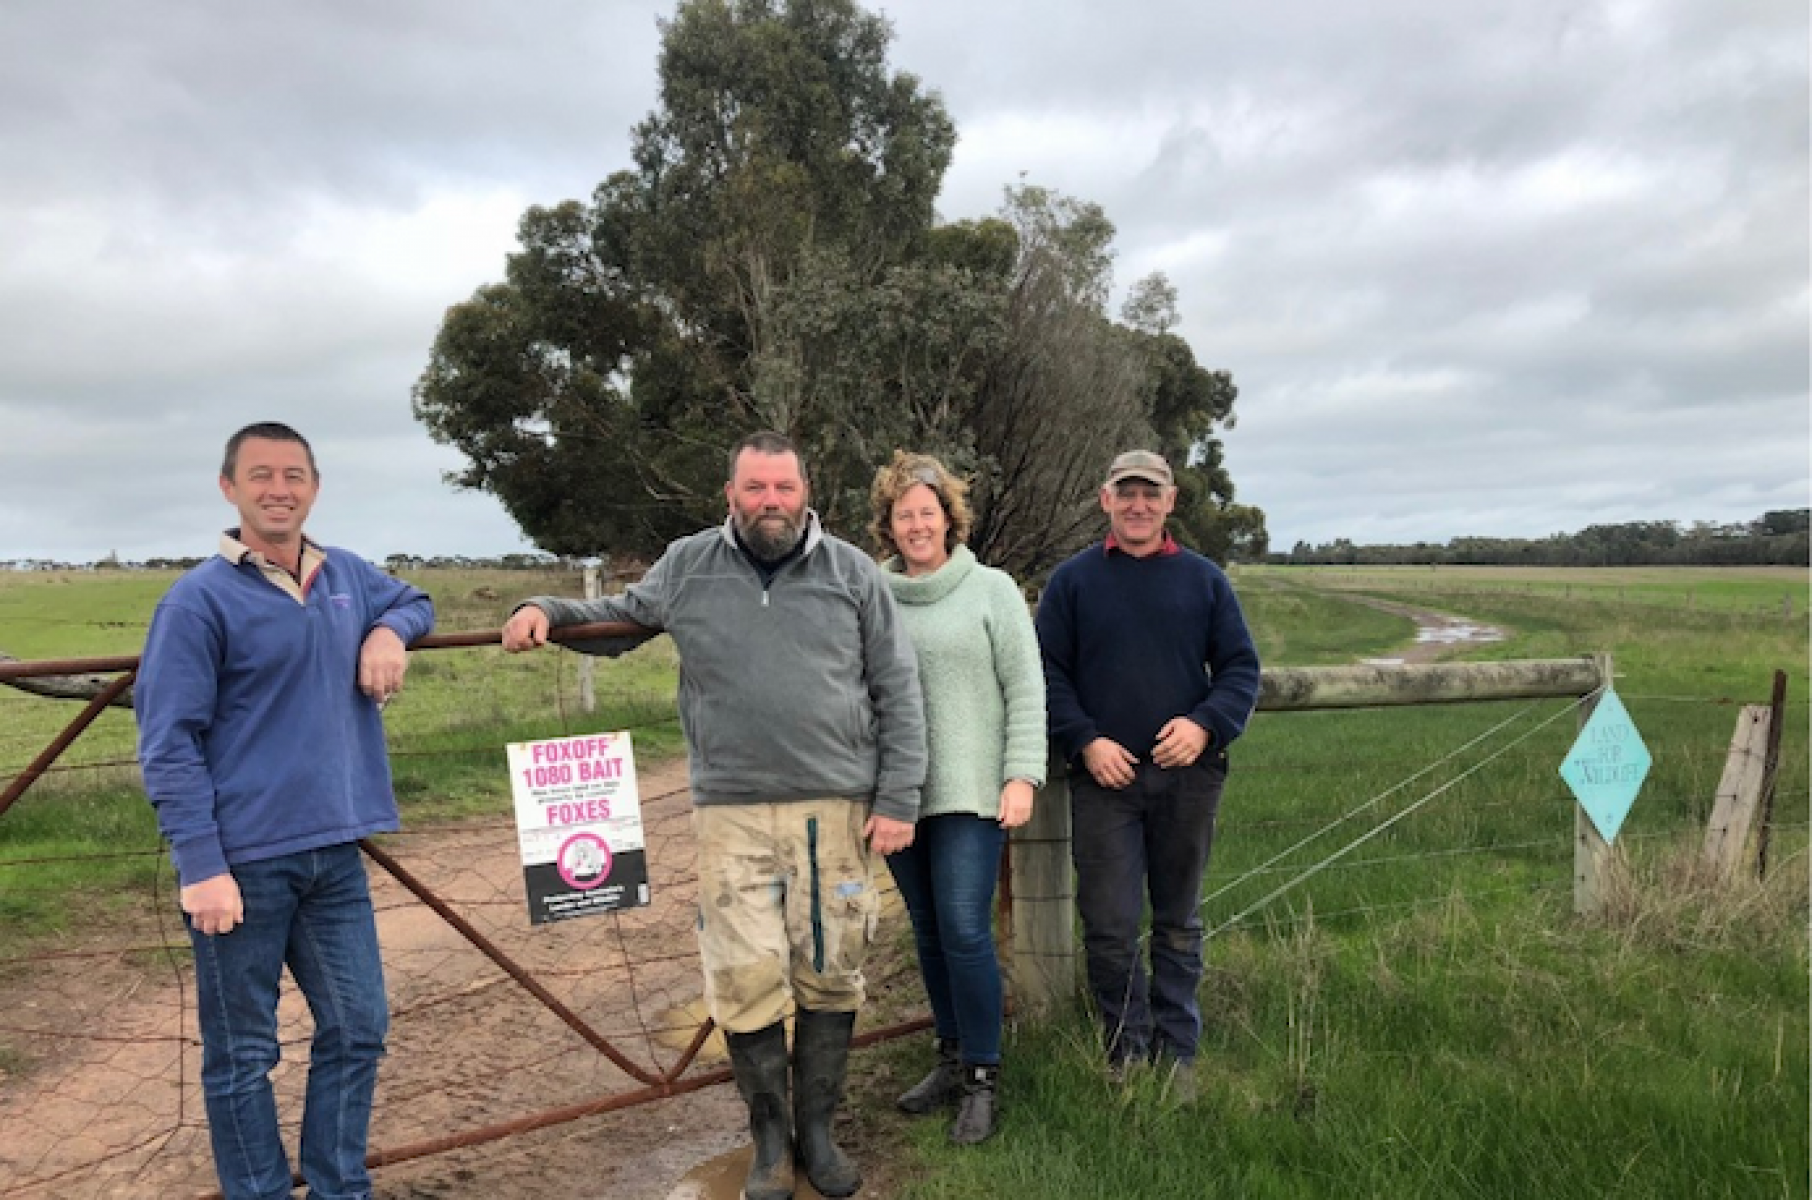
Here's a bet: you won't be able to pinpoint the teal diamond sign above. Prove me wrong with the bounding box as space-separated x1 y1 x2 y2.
1559 688 1650 843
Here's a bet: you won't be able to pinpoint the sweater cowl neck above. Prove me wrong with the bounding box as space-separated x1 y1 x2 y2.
884 544 976 605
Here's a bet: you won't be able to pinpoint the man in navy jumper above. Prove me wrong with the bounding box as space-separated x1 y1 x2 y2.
1035 449 1260 1094
137 423 434 1200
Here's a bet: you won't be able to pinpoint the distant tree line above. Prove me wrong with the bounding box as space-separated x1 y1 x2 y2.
11 511 1804 575
0 554 574 574
1274 510 1810 567
380 553 568 573
1 557 212 572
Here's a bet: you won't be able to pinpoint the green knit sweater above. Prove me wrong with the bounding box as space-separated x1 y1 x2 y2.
882 546 1047 820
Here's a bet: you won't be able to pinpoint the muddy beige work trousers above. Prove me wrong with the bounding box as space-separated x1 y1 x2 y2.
693 798 879 1033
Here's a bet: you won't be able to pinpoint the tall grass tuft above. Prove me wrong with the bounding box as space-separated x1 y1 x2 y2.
1594 837 1810 958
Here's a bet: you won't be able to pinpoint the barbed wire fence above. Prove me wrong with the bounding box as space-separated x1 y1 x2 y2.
0 616 1805 1196
1207 695 1807 940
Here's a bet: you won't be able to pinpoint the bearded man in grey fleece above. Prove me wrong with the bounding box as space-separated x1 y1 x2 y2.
503 430 926 1200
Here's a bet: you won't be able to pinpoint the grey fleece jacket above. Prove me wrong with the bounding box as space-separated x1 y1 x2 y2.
525 513 927 823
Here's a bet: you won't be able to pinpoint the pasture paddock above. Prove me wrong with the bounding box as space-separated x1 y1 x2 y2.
1271 562 1808 617
887 564 1807 1198
0 564 1805 1198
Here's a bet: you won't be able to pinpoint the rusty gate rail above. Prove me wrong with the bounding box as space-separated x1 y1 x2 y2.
0 623 643 818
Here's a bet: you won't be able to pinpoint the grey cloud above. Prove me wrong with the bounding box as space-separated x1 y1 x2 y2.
0 1 664 213
0 0 1804 562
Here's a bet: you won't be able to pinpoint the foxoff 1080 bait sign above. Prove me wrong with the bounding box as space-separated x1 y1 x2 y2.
506 730 649 924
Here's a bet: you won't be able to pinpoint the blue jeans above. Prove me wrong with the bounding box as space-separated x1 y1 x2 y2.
186 843 388 1200
886 815 1008 1065
1071 756 1226 1065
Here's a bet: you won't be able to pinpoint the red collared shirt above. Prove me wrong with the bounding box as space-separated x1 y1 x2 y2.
1103 531 1181 557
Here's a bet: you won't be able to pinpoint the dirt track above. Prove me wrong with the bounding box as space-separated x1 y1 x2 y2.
1338 595 1506 664
0 760 852 1199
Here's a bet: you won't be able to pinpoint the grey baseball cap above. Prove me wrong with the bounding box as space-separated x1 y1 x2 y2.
1103 450 1173 488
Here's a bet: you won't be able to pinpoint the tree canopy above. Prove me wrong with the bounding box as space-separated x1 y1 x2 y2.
413 0 1263 577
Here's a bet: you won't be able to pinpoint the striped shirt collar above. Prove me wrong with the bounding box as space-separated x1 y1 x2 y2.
218 530 327 603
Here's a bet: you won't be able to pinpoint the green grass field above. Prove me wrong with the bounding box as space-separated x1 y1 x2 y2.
0 566 684 951
875 565 1808 1199
1270 562 1808 618
2 563 1806 1197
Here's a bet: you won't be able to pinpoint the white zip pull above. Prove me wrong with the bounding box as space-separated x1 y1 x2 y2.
762 589 770 607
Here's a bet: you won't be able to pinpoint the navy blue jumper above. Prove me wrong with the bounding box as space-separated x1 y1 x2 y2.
1035 542 1260 768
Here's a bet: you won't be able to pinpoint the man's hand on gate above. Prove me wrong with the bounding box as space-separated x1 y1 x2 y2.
864 814 915 856
358 626 408 705
1151 717 1210 769
502 605 551 652
182 873 244 936
1082 737 1138 789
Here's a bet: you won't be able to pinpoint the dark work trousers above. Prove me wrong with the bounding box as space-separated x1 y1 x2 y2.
1070 755 1227 1065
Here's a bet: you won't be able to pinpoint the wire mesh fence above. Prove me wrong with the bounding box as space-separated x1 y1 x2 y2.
0 755 745 1197
0 611 839 1198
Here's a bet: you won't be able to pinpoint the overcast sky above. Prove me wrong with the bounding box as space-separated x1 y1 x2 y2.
1 0 1804 562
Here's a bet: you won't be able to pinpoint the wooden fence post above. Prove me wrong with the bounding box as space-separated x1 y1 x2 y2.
1701 703 1773 880
1009 746 1077 1012
577 565 600 715
1573 652 1617 916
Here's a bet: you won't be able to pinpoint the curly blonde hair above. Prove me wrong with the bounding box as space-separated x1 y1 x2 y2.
867 451 973 559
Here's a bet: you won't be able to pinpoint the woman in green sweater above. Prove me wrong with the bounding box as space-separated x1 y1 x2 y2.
868 452 1046 1145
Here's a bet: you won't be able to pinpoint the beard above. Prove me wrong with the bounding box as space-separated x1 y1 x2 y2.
735 508 805 560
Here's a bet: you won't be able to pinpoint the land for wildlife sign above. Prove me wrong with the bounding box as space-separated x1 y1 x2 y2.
1559 688 1651 843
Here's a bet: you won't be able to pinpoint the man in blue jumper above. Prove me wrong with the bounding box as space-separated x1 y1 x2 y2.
137 422 434 1200
1035 449 1260 1095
